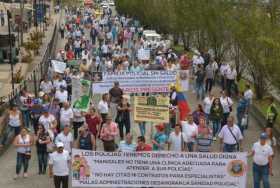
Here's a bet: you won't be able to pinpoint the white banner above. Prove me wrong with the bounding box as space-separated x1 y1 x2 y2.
92 71 177 94
72 149 247 188
51 60 66 73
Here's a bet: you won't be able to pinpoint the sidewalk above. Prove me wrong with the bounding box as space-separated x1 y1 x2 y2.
0 9 61 99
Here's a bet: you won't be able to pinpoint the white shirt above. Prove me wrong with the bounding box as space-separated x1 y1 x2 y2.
119 141 136 152
73 108 85 122
225 68 237 80
220 96 233 113
220 64 230 76
168 132 188 152
56 132 73 153
244 89 253 103
49 150 70 176
53 80 67 90
40 81 53 93
60 108 73 126
218 124 243 145
192 55 204 66
203 97 214 114
181 121 198 143
55 90 68 103
98 100 109 114
39 114 56 130
252 142 273 166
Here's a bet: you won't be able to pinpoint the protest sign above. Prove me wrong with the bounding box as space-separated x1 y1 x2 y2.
137 48 150 60
92 71 176 94
72 78 91 112
134 96 169 123
51 60 66 73
71 149 247 188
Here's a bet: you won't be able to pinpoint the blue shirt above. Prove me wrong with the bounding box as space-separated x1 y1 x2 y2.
119 141 136 152
153 133 167 151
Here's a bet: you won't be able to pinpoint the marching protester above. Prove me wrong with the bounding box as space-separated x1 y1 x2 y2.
99 115 118 152
181 114 198 152
35 124 51 175
218 116 243 152
266 97 278 128
119 133 136 152
248 133 274 188
55 125 73 153
77 125 96 151
116 95 131 140
109 81 123 121
168 124 187 152
209 98 223 140
152 124 167 151
13 127 33 179
136 136 152 152
0 104 23 147
49 142 71 188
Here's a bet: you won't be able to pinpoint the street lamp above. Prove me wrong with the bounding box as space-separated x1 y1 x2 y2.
7 10 15 96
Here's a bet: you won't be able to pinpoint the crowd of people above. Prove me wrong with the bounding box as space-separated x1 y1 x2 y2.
0 2 278 188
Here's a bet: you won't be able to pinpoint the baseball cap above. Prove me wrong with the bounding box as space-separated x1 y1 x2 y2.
56 142 64 148
260 132 268 140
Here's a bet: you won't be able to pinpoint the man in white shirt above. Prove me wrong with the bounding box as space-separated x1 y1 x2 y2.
218 116 243 152
168 124 187 152
181 115 198 152
49 142 70 188
55 125 73 153
249 133 273 188
55 86 68 105
60 102 73 130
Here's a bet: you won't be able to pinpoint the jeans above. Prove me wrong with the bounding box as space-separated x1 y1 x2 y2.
237 113 245 135
223 144 237 152
54 175 69 188
16 153 29 174
212 120 220 137
139 122 146 137
205 78 213 93
37 151 48 174
119 121 130 140
187 142 194 152
74 47 80 59
222 112 230 126
1 125 21 145
226 79 234 97
164 122 172 138
253 163 270 188
21 110 30 128
196 83 205 100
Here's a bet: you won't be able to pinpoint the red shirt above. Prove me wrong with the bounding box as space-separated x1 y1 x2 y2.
136 144 152 152
85 114 101 136
66 51 75 60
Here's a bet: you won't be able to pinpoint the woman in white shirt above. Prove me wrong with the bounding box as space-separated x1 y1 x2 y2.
59 102 73 131
203 93 214 123
98 94 109 124
220 90 233 126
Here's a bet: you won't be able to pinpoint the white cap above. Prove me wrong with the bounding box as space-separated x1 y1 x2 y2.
56 142 64 148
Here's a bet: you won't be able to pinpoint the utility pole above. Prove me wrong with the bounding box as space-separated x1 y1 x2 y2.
20 0 24 45
7 10 15 96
